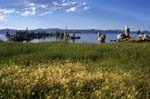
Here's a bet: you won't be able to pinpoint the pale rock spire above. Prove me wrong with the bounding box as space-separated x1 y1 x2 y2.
125 25 130 37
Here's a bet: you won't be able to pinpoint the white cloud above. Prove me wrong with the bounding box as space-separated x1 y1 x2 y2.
21 11 32 16
0 0 90 17
15 11 20 14
52 2 59 6
28 3 35 7
62 0 66 2
66 7 77 12
0 15 6 21
83 6 90 10
51 1 89 13
40 4 48 8
82 2 87 6
39 11 52 16
66 4 89 12
61 2 76 7
21 7 36 16
53 1 76 7
0 8 15 14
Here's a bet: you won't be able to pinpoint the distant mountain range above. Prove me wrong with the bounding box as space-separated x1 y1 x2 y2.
0 28 149 34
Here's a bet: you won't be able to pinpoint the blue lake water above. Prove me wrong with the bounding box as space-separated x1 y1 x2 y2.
0 33 137 43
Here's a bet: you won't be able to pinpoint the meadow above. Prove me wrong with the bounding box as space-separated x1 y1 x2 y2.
0 41 150 99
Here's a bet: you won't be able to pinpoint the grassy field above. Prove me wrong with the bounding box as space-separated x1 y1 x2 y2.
0 42 150 99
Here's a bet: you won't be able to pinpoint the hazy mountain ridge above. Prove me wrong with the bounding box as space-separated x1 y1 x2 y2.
0 28 149 34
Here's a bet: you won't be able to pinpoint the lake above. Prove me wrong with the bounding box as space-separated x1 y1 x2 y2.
0 33 137 43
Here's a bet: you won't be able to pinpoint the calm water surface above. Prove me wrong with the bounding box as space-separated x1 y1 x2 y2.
0 33 137 43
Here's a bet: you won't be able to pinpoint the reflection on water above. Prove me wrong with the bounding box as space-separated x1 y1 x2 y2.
0 34 7 41
0 33 137 43
31 37 57 43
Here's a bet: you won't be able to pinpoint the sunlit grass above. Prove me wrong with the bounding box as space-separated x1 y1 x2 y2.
0 62 149 99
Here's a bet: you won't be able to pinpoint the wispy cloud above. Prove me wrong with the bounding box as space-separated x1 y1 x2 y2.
39 11 52 16
0 8 15 14
66 3 90 12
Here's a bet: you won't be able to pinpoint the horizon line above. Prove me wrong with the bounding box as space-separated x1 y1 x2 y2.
0 27 149 32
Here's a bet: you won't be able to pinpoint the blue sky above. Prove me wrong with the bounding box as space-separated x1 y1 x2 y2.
0 0 149 30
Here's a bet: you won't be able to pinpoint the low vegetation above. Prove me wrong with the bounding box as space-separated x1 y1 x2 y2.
0 42 150 98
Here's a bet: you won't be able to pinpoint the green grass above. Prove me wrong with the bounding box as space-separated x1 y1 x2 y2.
0 42 150 67
0 42 150 99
